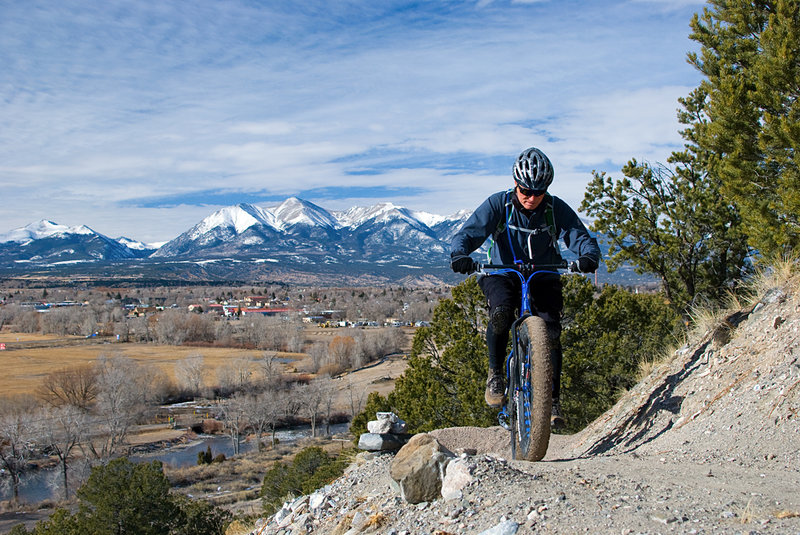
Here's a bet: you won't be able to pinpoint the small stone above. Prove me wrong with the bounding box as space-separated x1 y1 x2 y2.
650 513 677 524
477 519 520 535
309 492 326 510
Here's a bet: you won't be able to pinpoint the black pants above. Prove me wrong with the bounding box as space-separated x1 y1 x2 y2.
478 274 564 400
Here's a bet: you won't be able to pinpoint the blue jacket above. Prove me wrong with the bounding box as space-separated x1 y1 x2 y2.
451 189 600 268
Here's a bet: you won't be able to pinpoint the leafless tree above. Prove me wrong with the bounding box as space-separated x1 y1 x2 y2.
0 395 38 503
295 376 335 438
327 336 355 372
307 342 327 374
216 355 254 395
238 389 281 451
84 355 148 460
36 365 99 410
316 375 338 436
16 309 40 333
113 318 131 342
256 351 282 388
220 393 248 456
175 353 206 399
345 377 367 421
35 404 86 500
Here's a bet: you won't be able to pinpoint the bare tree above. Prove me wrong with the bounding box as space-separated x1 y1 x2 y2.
308 342 327 374
328 336 355 372
174 353 206 399
295 377 335 438
36 365 99 410
238 389 281 452
0 396 38 503
85 355 148 460
220 393 248 456
316 376 337 436
16 309 40 333
35 404 86 500
256 351 282 388
216 355 254 395
345 377 367 421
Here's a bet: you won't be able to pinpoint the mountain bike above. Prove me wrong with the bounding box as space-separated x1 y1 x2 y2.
478 261 567 461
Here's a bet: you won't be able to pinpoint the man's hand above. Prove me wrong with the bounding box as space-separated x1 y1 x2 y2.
569 256 599 273
450 254 477 274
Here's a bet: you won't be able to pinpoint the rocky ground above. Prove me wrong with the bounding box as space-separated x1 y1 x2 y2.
243 275 800 535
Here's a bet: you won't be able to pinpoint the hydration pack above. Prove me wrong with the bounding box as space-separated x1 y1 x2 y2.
487 190 562 264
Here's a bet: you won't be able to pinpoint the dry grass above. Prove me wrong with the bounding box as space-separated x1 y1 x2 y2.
635 258 800 389
745 255 800 305
0 340 300 397
775 510 800 519
0 332 83 343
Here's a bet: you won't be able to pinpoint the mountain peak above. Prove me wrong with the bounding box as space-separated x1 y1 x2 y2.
193 203 279 236
269 197 339 229
0 219 95 243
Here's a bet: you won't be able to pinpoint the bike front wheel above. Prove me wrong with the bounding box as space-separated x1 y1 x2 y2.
510 315 552 461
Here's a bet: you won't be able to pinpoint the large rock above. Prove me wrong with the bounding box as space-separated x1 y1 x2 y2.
441 457 474 501
357 432 407 451
367 411 408 434
389 433 454 504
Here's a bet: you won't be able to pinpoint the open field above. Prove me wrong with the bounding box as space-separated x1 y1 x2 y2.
0 341 294 397
0 329 413 405
0 333 84 343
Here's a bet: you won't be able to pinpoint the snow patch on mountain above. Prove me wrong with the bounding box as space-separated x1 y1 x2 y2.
0 220 95 244
190 203 280 239
269 197 340 229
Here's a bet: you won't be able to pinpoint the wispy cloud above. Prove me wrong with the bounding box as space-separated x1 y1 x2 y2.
0 0 704 241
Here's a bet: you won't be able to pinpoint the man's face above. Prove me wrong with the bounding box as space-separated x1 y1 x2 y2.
515 185 546 210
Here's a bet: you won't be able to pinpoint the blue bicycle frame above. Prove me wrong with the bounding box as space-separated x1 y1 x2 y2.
477 262 567 432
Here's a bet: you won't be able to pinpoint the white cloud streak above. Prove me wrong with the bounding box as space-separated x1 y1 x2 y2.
0 0 704 241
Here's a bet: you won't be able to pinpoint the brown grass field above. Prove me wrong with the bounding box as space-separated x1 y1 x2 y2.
0 329 411 402
0 337 304 397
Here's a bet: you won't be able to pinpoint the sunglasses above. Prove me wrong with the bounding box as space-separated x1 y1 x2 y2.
517 186 546 197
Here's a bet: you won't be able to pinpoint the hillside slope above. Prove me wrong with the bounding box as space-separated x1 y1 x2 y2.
247 274 800 534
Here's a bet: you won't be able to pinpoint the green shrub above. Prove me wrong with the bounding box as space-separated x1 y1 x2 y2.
260 446 350 515
198 445 213 465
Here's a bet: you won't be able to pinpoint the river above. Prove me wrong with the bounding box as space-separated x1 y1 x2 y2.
0 423 350 504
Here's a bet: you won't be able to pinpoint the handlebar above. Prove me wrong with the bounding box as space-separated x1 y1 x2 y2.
478 260 569 272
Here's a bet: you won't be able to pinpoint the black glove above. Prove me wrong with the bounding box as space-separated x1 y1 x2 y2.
569 256 599 273
450 254 477 274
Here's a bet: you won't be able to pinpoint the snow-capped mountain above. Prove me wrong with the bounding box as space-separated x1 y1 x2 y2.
151 199 457 262
0 220 95 244
0 220 144 264
270 197 340 230
0 199 643 287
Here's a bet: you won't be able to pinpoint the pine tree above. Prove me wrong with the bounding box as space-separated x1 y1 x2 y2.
689 0 800 258
581 47 750 312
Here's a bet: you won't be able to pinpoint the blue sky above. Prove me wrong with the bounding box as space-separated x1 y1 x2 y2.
1 0 706 243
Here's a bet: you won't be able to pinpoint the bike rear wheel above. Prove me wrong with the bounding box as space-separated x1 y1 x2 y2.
510 315 552 461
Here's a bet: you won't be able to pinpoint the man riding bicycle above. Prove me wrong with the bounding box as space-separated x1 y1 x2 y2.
449 147 601 428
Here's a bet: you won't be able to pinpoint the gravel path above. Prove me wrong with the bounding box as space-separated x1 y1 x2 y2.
249 283 800 535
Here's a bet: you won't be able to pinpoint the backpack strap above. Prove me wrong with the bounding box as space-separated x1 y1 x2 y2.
491 192 562 262
543 195 563 262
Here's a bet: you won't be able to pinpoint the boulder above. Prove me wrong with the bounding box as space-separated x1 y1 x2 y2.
389 433 454 504
441 457 474 501
357 432 407 451
367 411 408 434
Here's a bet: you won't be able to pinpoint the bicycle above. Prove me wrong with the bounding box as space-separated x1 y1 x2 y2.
478 261 568 461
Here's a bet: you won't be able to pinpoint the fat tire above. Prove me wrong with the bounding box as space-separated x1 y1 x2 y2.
512 315 552 461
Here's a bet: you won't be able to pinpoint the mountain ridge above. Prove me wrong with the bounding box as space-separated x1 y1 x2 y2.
0 198 649 287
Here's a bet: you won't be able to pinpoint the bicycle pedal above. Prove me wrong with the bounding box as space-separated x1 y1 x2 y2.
498 411 511 431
